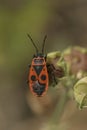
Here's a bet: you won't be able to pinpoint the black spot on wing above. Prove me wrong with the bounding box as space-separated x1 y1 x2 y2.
32 81 46 96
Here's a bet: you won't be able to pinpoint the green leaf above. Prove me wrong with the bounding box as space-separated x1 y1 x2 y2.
74 77 87 109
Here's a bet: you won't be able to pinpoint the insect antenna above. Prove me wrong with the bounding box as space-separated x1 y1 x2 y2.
42 35 47 54
27 34 38 54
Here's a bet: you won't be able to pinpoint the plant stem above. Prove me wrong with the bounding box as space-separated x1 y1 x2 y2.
49 89 68 130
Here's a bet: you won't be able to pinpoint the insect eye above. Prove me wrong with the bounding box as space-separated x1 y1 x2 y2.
31 75 36 81
41 75 46 80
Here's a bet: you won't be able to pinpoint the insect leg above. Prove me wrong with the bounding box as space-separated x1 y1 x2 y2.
26 80 29 84
52 72 58 85
47 64 58 85
28 64 31 68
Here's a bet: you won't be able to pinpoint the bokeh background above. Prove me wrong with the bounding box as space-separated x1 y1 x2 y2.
0 0 87 130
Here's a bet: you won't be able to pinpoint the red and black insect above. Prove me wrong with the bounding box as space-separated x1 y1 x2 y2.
27 34 63 97
27 34 49 96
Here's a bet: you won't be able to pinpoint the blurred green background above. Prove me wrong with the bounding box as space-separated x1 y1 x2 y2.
0 0 87 130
